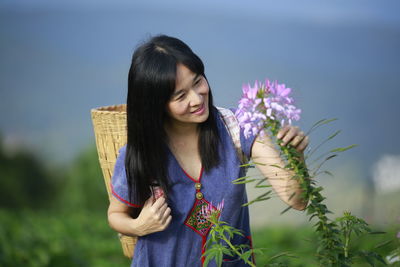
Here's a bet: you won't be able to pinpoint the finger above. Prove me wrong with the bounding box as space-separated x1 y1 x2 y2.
281 126 299 146
161 207 171 223
290 135 303 147
144 196 154 207
296 136 309 152
290 132 305 147
162 215 172 229
151 196 166 209
277 125 291 139
158 202 169 216
295 136 309 153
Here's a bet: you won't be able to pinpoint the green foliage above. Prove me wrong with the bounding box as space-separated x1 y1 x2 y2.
1 131 397 266
230 118 393 266
0 209 130 267
57 144 108 212
0 138 127 266
203 210 298 267
252 225 399 267
0 134 108 212
0 138 58 209
386 243 400 267
334 212 389 266
203 215 257 267
274 118 389 266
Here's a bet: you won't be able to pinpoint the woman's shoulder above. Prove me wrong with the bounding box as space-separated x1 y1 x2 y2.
113 145 127 172
215 106 240 129
215 105 258 160
113 144 127 161
118 144 127 155
215 106 236 114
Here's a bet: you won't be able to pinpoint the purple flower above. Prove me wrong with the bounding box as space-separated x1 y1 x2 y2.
235 79 301 138
202 199 224 221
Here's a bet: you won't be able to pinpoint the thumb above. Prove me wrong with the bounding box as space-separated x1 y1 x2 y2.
143 196 154 207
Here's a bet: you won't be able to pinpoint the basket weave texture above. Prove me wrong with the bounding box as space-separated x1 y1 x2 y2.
90 104 136 259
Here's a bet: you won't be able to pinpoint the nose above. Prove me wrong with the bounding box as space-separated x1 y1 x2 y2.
189 89 203 107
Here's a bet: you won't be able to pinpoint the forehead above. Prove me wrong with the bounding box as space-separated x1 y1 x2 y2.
175 63 197 91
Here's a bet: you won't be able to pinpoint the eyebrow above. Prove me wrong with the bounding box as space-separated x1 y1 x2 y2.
172 74 200 98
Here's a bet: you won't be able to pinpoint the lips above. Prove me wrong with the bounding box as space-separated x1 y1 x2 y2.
192 103 205 115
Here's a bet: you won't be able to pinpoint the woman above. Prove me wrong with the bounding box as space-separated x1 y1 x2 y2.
108 35 309 267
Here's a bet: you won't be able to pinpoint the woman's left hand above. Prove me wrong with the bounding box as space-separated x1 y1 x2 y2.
276 125 309 154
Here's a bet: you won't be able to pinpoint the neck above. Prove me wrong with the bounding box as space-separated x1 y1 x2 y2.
164 120 200 140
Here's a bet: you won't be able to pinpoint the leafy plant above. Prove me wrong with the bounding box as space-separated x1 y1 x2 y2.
210 79 391 266
202 201 293 267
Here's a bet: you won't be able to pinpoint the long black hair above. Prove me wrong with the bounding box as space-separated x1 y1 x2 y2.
126 35 221 205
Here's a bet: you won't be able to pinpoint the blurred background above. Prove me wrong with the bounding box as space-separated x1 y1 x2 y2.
1 0 399 266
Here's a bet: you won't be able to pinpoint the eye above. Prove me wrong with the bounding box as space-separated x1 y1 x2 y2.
194 77 203 86
176 92 186 100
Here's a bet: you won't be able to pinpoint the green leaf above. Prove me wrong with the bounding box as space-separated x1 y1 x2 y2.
240 250 253 261
255 177 268 185
327 130 341 140
315 170 334 177
310 154 338 177
242 191 272 207
221 246 233 256
369 231 386 235
216 248 223 267
232 178 257 185
373 240 392 249
234 231 244 237
280 205 292 215
305 118 338 136
306 118 337 135
232 176 257 184
267 251 297 262
307 130 341 159
242 197 271 207
255 184 272 188
373 254 388 265
239 163 254 168
308 213 318 221
268 164 284 169
203 248 218 267
330 144 358 153
288 192 296 201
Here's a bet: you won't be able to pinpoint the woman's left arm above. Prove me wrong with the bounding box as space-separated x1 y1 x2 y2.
251 125 309 210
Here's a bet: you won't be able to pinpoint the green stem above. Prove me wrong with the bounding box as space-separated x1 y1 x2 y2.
267 118 345 264
343 221 351 258
344 234 349 258
220 234 256 267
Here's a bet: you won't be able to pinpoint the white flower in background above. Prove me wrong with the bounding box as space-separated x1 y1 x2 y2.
372 154 400 193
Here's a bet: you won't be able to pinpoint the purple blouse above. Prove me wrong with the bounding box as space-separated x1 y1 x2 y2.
111 107 257 267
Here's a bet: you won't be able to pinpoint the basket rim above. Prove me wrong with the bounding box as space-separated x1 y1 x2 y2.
91 104 126 114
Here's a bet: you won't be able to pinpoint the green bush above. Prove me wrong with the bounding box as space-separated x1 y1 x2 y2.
0 209 130 267
0 140 58 210
57 144 109 212
252 225 399 266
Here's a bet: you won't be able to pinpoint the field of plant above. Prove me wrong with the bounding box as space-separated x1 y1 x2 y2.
1 209 398 266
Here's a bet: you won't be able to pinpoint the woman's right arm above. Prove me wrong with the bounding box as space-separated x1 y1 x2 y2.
107 196 172 237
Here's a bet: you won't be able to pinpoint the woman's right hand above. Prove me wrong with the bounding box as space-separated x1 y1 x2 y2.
135 196 172 236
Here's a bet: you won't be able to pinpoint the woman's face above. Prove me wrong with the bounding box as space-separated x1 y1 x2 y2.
166 63 210 127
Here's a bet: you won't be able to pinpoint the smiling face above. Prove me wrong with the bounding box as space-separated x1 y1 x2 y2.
166 63 210 127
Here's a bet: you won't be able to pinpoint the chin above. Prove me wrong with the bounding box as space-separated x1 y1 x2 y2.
195 108 210 123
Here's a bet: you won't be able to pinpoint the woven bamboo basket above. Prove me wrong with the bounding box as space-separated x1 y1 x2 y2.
90 104 136 259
